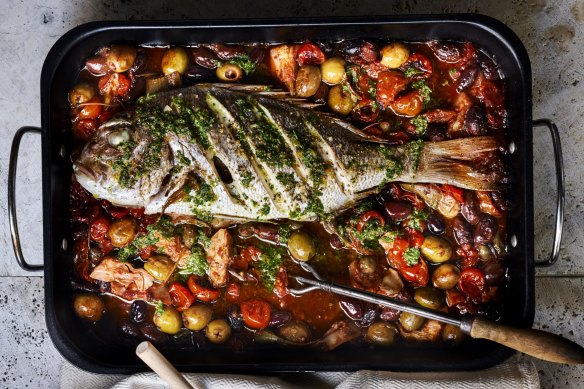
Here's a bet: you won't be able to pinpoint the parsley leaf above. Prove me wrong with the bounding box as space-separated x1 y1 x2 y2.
403 247 420 266
411 115 428 136
407 209 428 232
224 54 257 75
404 67 423 78
256 245 284 291
412 80 432 105
178 245 209 276
155 300 165 316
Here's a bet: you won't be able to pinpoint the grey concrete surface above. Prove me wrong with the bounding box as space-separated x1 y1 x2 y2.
1 0 584 387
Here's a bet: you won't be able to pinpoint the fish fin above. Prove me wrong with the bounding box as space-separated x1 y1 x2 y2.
417 136 507 190
207 83 275 93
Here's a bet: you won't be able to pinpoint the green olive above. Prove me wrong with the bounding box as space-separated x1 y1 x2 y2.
287 231 316 262
216 63 243 82
181 225 197 249
414 287 444 310
106 44 137 73
69 83 95 106
365 322 398 346
107 217 137 247
399 311 425 331
421 235 452 263
161 47 189 75
432 263 460 290
278 321 311 343
205 319 231 344
380 42 410 69
73 294 105 322
144 254 174 282
295 65 322 97
153 305 182 334
320 57 346 85
327 84 354 116
477 244 494 261
442 323 465 345
182 304 213 331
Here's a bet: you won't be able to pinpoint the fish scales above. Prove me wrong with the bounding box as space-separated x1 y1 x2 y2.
74 84 505 227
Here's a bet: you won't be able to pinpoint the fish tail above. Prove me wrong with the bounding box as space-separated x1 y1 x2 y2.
416 136 507 191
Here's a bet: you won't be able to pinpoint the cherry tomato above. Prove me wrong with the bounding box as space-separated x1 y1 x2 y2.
99 238 114 255
78 96 102 119
226 283 240 302
376 71 408 108
129 207 145 219
476 191 503 217
352 98 380 123
408 230 424 248
445 289 465 307
73 118 98 141
458 268 486 298
390 90 423 117
384 237 409 268
440 185 465 204
138 244 155 259
187 275 220 303
456 245 479 268
240 299 272 330
168 282 195 311
90 216 110 242
356 210 385 233
98 73 131 98
297 42 326 66
398 257 429 288
102 200 130 219
400 52 433 78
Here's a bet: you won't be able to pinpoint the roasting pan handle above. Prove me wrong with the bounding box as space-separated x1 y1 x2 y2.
8 126 44 272
533 119 564 267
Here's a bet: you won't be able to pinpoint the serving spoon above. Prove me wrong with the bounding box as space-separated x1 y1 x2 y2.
290 262 584 364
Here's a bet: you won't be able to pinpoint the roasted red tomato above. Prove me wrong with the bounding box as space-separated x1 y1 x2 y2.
356 210 385 233
240 299 272 330
440 185 465 204
458 268 486 298
90 216 110 242
77 96 102 119
98 73 131 99
297 42 325 66
376 71 408 108
168 282 195 311
398 257 428 288
102 200 130 219
187 275 220 303
226 283 241 302
73 118 98 141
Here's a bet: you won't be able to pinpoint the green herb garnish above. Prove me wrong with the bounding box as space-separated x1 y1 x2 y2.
178 245 209 276
224 54 257 75
155 300 165 316
407 209 428 232
256 245 284 291
403 247 420 266
411 115 428 136
278 224 292 244
404 67 423 78
412 80 432 105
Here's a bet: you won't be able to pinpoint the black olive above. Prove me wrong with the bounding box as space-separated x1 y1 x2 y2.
359 305 378 327
70 278 100 293
426 212 446 235
339 299 363 321
478 303 502 321
227 305 243 330
428 41 463 63
131 300 148 323
461 191 481 225
463 105 487 136
269 311 292 328
452 216 473 246
384 201 412 221
474 215 498 246
456 65 478 93
139 323 168 346
379 307 400 322
483 259 506 286
477 52 499 80
120 319 142 338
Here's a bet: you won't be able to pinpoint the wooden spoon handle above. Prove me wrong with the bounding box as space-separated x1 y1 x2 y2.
470 317 584 364
136 341 193 389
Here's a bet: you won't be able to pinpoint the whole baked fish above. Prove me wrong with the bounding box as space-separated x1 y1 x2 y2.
74 84 504 227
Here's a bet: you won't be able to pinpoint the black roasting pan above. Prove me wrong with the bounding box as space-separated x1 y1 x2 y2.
8 14 565 374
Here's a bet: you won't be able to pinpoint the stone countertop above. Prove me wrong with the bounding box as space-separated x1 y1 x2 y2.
1 0 583 387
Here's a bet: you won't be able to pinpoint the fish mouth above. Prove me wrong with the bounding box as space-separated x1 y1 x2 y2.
73 162 98 182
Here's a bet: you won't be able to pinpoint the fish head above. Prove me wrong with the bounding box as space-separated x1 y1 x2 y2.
73 116 174 208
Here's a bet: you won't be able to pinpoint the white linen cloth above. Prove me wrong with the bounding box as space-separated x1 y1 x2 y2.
60 360 540 389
